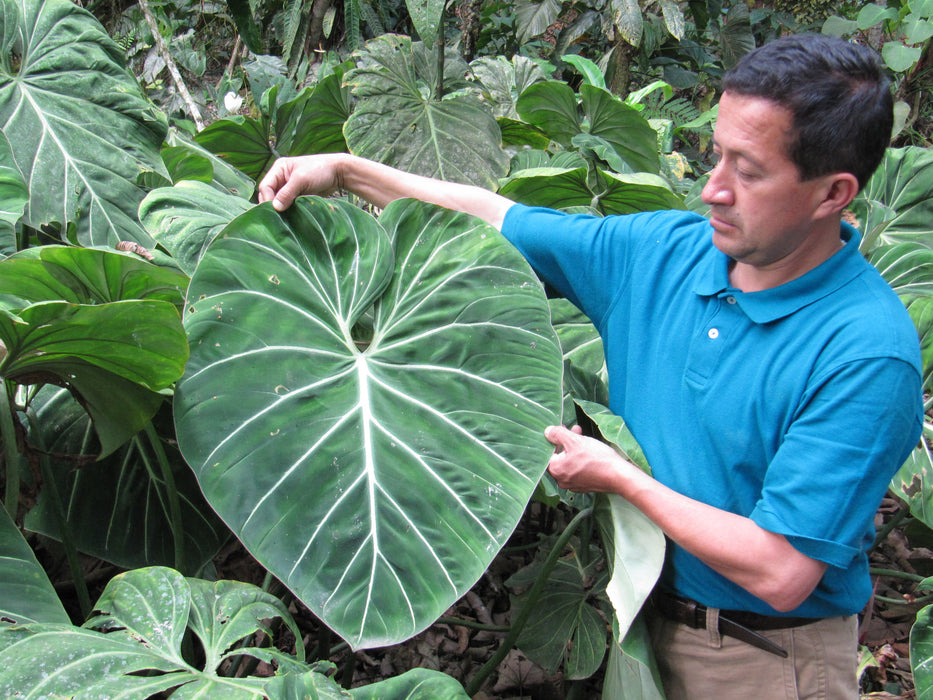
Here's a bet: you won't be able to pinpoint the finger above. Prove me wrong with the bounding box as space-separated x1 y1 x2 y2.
544 424 576 448
571 424 583 435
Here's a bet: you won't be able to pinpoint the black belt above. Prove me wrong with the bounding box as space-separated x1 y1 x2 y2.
650 589 820 658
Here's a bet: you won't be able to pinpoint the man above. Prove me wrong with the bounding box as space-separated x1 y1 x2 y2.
258 34 922 699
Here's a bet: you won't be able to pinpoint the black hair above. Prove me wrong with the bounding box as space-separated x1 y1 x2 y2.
722 34 892 190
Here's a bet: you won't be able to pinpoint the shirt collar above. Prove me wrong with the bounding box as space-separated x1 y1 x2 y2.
693 223 865 324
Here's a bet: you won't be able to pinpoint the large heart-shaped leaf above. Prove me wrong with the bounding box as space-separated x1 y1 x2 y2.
174 197 563 648
344 35 509 189
0 0 167 246
0 505 69 626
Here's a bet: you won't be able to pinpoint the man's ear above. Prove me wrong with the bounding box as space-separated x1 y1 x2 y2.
815 172 860 218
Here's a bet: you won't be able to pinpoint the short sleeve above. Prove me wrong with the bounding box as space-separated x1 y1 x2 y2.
751 356 922 568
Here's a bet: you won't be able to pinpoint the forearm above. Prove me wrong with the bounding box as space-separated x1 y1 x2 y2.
617 467 826 611
259 154 515 230
546 426 826 611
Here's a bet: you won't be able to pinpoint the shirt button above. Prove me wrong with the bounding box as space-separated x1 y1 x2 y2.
708 328 719 339
726 296 737 304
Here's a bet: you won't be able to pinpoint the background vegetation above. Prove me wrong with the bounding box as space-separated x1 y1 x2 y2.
0 0 932 697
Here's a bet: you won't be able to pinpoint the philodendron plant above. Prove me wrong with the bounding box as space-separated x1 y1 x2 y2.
173 195 565 649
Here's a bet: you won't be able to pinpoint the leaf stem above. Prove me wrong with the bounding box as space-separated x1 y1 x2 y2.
143 422 186 574
24 406 92 619
1 380 21 519
465 506 595 696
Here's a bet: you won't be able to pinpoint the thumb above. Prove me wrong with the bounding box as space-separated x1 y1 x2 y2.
544 424 576 448
271 181 302 212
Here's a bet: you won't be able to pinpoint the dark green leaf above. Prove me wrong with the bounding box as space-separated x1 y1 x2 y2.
0 505 69 626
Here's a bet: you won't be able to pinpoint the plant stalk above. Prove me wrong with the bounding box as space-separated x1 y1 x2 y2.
1 381 21 519
24 407 92 619
137 0 205 130
465 506 594 696
143 422 186 574
434 5 446 101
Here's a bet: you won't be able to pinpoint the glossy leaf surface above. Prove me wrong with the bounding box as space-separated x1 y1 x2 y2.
0 505 69 626
0 0 167 246
344 35 509 189
175 197 563 648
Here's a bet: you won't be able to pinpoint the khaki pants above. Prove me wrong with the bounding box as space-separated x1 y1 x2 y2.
647 608 859 699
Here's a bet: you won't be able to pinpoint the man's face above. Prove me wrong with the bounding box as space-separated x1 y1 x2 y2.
701 92 833 273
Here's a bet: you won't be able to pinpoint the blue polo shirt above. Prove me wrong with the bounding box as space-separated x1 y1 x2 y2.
502 203 923 618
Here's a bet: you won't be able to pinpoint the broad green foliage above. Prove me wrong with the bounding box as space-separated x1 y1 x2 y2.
500 167 683 215
24 387 229 571
0 566 323 698
0 0 167 247
140 180 253 276
195 70 351 181
507 547 610 679
175 197 563 648
470 55 547 120
516 81 661 174
0 132 26 256
0 246 188 456
344 35 510 189
603 614 666 700
853 147 933 250
0 505 69 626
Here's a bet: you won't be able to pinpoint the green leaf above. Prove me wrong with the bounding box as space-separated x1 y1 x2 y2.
186 577 305 669
718 3 754 70
195 114 274 182
608 0 643 46
24 386 229 571
0 131 27 256
275 71 352 157
857 3 898 30
597 494 664 640
405 0 444 45
499 166 684 215
562 54 606 89
344 35 509 189
140 180 253 277
0 0 167 246
513 0 562 44
905 15 933 45
883 41 923 73
508 552 609 679
0 505 69 626
602 613 666 700
175 197 563 648
0 246 188 455
349 668 470 699
852 147 933 249
911 604 933 700
821 15 859 37
0 567 313 698
165 126 256 198
891 423 933 531
162 145 214 184
517 82 660 174
470 55 547 119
